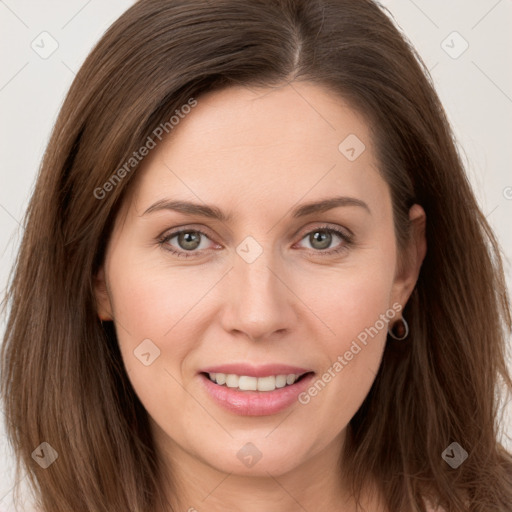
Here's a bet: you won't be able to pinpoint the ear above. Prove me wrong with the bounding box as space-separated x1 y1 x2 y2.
390 204 427 309
93 266 113 321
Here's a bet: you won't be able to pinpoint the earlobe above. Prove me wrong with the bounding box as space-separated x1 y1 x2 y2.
93 267 113 321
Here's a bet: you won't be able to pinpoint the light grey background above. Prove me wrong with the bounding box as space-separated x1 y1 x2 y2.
1 0 511 509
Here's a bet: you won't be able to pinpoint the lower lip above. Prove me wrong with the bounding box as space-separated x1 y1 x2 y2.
199 372 315 416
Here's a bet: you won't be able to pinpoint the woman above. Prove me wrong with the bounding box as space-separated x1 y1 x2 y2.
2 0 511 511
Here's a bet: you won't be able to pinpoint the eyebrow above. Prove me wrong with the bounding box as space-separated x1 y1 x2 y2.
142 195 371 221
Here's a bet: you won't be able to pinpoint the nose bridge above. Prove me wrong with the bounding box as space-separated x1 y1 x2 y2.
223 234 293 339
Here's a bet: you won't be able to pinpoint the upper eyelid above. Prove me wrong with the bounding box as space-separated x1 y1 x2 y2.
161 224 216 241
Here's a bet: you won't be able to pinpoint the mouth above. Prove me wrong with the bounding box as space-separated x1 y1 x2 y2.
198 368 316 416
201 371 314 392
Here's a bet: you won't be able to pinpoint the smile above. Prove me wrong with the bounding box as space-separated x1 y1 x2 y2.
199 369 316 416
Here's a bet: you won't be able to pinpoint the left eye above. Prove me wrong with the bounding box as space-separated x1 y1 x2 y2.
296 227 349 252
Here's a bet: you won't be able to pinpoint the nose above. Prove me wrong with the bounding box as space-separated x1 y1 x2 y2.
219 245 297 342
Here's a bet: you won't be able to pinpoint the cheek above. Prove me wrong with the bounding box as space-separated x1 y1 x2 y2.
298 240 396 425
106 255 200 429
106 246 211 339
103 248 191 378
331 273 393 347
311 246 396 353
318 274 391 388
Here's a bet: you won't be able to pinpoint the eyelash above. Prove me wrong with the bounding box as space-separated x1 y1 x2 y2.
157 224 354 259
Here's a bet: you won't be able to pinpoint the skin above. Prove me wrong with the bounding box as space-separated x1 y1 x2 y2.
95 82 426 512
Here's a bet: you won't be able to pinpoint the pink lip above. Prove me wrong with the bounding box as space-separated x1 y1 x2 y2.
200 363 311 378
199 372 315 416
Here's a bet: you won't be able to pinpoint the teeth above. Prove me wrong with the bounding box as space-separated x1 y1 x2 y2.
207 372 305 391
275 375 287 388
225 374 239 388
257 376 276 391
213 372 225 385
237 375 257 390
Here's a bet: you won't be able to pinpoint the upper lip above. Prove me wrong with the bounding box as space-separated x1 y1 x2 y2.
200 363 313 378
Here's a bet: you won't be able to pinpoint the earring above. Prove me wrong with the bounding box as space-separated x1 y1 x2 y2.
388 317 409 340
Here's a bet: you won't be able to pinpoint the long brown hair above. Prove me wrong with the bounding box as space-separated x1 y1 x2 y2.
2 0 511 510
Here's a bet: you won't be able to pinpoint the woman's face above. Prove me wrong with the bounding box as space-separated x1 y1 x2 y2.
95 82 425 480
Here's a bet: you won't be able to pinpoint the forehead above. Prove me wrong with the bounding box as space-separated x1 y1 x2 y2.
126 82 388 222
